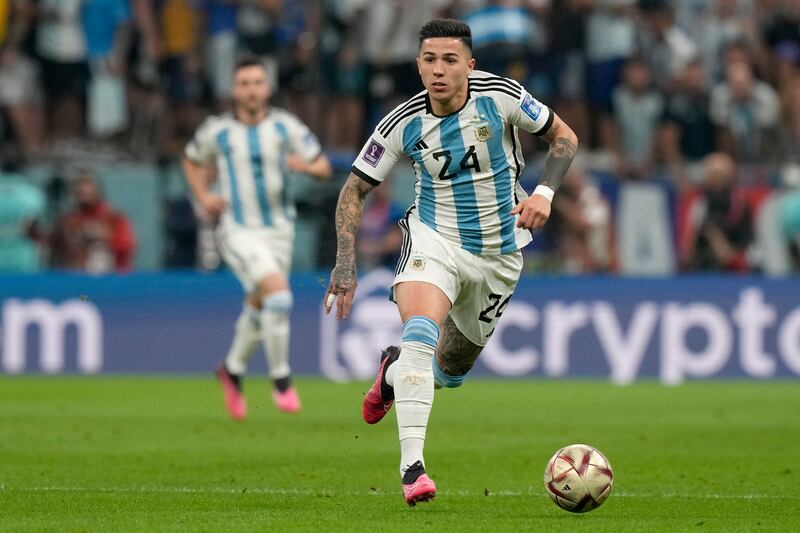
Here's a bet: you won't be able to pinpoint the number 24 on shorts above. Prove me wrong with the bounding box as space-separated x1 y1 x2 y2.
479 293 511 338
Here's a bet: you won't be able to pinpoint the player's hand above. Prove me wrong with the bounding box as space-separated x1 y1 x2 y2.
324 262 358 319
199 193 227 219
511 194 551 229
285 155 308 173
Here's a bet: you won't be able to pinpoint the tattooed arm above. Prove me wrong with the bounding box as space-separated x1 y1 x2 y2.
511 112 579 230
324 173 376 319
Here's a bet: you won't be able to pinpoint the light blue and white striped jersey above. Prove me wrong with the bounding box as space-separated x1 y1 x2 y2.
352 71 553 255
185 109 322 229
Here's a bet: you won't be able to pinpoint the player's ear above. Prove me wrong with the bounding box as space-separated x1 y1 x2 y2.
467 57 475 73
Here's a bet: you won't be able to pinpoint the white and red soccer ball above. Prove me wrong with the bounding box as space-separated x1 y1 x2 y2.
543 444 613 513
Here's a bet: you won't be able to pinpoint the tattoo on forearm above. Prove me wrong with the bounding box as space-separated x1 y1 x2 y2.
435 315 482 376
332 176 370 291
539 137 577 191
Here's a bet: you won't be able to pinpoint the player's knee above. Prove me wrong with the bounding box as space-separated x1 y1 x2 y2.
262 290 293 314
401 316 440 349
432 357 466 388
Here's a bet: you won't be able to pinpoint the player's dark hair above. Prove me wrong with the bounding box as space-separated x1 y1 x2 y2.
234 55 266 73
419 19 472 53
72 172 104 196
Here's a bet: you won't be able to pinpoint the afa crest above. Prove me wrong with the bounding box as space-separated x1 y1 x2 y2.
475 124 491 142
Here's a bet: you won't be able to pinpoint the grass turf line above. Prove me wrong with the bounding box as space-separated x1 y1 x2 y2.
1 377 798 532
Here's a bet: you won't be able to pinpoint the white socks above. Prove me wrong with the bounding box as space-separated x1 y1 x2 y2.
225 291 293 380
260 291 293 380
395 316 439 477
224 305 261 375
385 360 397 387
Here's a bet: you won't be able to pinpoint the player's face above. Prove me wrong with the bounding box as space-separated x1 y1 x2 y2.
232 65 270 113
73 178 100 209
417 38 475 105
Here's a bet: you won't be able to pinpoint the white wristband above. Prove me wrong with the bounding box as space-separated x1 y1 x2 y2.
533 185 555 202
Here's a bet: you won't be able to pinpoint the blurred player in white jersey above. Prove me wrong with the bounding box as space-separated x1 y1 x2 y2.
184 57 332 419
324 20 578 505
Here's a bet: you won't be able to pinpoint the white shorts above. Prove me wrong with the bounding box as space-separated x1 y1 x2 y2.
216 224 293 293
393 213 523 346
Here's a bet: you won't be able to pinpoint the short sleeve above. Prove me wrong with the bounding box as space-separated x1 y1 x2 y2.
185 118 218 164
505 89 554 136
351 128 403 186
283 115 323 162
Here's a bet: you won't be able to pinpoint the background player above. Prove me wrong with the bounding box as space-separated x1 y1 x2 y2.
185 57 332 420
324 19 578 504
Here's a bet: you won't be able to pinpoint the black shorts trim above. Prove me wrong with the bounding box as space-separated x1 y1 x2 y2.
395 205 415 276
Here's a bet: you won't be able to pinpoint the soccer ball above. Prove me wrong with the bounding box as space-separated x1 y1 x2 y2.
543 444 613 513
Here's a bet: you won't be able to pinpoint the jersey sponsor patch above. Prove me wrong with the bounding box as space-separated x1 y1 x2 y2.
521 93 543 122
362 140 385 167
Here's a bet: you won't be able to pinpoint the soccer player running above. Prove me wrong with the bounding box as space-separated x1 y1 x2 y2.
185 57 332 420
324 19 578 505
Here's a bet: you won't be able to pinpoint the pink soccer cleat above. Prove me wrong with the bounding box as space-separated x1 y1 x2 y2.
215 365 246 421
402 461 437 506
362 346 400 424
273 386 301 414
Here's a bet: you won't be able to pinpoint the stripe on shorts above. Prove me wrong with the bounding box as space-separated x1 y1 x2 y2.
395 206 415 275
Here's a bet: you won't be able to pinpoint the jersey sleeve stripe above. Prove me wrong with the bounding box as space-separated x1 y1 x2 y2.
351 166 381 186
378 93 424 124
469 78 522 96
532 107 555 136
379 103 426 137
377 95 426 136
470 76 521 90
470 81 522 96
470 86 521 100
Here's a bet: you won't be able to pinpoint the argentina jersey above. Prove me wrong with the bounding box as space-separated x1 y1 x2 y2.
352 70 554 255
185 109 322 229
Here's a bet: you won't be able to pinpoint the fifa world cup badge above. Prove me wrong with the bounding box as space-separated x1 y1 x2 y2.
475 124 491 142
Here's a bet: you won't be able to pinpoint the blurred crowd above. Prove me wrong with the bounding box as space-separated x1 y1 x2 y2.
0 0 799 275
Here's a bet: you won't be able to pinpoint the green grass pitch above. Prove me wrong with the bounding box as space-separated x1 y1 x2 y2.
2 377 799 532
